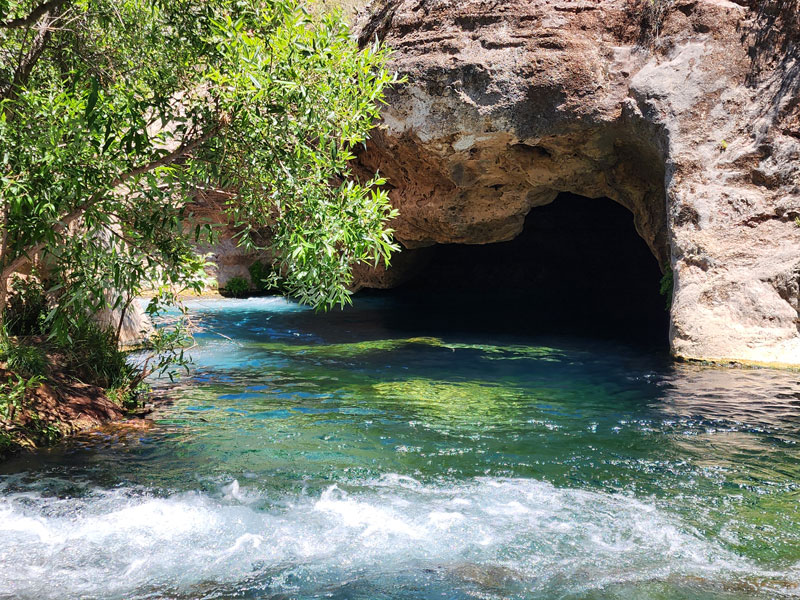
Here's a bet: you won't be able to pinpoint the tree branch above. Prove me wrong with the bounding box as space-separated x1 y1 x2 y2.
115 294 133 344
0 123 222 282
1 2 68 106
0 0 70 29
101 220 173 273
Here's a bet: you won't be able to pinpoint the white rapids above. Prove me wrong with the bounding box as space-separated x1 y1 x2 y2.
1 474 790 600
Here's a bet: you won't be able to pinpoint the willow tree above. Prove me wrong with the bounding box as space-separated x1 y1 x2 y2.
0 0 398 340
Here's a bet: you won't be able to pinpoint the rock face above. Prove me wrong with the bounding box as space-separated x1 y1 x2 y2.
190 189 275 290
95 300 152 348
353 0 800 366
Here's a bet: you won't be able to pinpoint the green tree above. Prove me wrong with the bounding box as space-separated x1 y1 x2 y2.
0 0 399 342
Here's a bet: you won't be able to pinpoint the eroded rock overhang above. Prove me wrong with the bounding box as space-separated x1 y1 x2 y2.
353 0 800 367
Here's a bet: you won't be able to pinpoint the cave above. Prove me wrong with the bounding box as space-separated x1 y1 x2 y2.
365 193 669 346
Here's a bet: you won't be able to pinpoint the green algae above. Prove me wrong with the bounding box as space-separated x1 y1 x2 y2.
252 336 567 362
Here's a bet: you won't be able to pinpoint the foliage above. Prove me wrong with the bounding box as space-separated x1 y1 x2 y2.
135 289 195 383
310 0 370 18
23 408 61 445
201 7 401 308
1 295 138 409
0 322 48 377
2 342 47 377
0 372 48 457
223 276 251 298
0 370 60 456
0 372 42 422
659 265 673 311
107 379 149 410
1 282 135 388
0 316 141 455
61 320 135 389
0 429 14 457
0 0 400 356
248 261 272 292
5 275 48 336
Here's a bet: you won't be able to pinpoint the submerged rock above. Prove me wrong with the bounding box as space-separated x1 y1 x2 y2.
352 0 800 366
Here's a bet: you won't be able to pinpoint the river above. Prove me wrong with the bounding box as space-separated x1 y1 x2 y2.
1 295 799 599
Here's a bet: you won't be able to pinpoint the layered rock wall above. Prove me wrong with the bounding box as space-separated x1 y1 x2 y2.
353 0 800 366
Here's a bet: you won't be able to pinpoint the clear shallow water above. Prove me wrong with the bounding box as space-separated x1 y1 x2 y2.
1 295 800 600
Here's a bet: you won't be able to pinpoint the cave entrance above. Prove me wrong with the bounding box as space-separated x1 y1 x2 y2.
368 193 669 346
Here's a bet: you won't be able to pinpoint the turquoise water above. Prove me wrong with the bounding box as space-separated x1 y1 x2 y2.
1 296 799 599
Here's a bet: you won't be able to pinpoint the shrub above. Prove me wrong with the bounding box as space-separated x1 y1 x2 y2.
107 380 149 410
24 410 61 446
0 373 43 423
4 275 48 336
223 277 251 298
61 321 135 389
248 261 272 292
3 344 48 378
660 266 674 310
0 430 15 458
0 373 51 457
0 325 48 378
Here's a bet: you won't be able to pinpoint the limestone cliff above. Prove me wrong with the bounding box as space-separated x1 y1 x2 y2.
352 0 800 366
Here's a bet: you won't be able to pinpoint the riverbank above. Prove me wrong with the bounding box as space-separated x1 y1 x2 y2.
0 369 117 458
1 290 255 459
0 339 151 460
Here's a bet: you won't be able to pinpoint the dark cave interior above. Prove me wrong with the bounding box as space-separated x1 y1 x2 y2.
364 192 670 346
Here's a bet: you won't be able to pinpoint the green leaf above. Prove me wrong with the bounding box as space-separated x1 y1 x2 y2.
85 77 99 121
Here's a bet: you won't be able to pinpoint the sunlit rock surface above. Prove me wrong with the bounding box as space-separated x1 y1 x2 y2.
95 300 153 348
352 0 800 366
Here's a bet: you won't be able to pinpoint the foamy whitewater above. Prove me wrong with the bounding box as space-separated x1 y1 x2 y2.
1 475 785 600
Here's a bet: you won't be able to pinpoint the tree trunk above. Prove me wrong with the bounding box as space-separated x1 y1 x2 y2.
0 200 10 329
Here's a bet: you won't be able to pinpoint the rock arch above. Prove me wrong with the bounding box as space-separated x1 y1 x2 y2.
353 0 800 366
